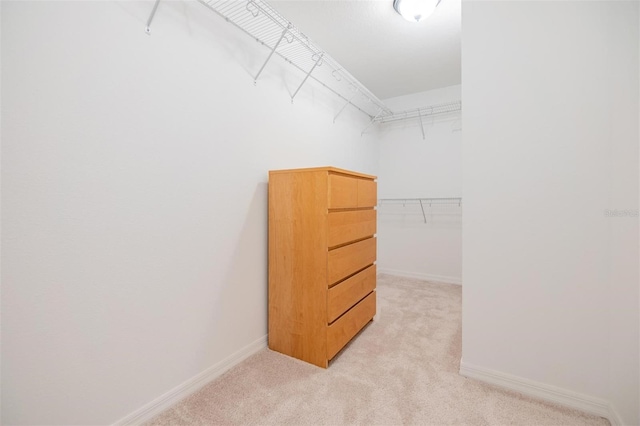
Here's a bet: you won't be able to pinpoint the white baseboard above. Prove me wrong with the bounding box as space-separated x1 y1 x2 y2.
377 268 462 285
607 406 624 426
112 334 268 426
459 361 621 425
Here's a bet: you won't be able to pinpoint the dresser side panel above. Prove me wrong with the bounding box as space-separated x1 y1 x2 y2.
268 170 328 367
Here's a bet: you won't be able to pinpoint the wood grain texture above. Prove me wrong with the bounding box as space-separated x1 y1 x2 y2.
269 166 375 180
327 291 376 360
269 167 377 368
327 265 377 323
327 237 377 285
327 210 377 248
268 170 328 368
357 179 378 207
328 174 358 209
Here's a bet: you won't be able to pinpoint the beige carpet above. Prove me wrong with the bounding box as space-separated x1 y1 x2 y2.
147 274 609 425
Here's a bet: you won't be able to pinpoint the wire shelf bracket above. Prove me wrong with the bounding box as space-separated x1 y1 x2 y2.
291 53 323 102
254 24 291 84
361 109 384 136
378 197 462 223
376 101 462 124
142 1 461 129
418 199 426 222
376 100 461 140
196 0 391 120
333 91 357 123
145 0 162 34
418 110 425 140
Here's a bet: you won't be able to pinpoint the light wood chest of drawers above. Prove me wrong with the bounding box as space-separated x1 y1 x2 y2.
268 167 377 368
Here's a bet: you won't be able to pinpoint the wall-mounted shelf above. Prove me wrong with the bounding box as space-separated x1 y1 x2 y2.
375 101 462 139
375 101 461 124
197 0 390 119
144 0 460 133
378 198 462 223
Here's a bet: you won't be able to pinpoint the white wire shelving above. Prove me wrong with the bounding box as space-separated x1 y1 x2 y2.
144 0 460 136
375 101 462 124
178 0 390 119
378 198 462 223
375 100 462 139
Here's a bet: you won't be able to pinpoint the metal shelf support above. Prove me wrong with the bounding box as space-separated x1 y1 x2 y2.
333 92 357 123
254 24 292 84
378 197 462 223
145 0 162 34
418 110 425 140
376 100 462 124
361 109 384 136
143 0 460 125
291 53 323 102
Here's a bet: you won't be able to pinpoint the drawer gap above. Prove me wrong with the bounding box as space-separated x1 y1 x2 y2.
327 290 374 326
327 264 373 289
328 236 375 251
328 207 377 213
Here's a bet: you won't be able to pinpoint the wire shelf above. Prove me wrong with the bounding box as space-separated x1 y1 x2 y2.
376 101 462 124
144 0 460 132
379 197 462 205
198 0 391 118
378 198 462 223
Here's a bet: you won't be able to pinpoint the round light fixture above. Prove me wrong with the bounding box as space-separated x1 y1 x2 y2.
393 0 441 23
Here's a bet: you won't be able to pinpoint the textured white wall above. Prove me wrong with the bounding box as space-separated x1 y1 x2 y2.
0 1 378 424
462 1 638 424
377 85 462 283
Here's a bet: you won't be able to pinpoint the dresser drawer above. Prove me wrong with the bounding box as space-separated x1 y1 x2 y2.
328 265 376 323
357 179 377 207
327 237 376 285
327 291 376 360
328 174 377 209
328 174 358 209
328 210 377 248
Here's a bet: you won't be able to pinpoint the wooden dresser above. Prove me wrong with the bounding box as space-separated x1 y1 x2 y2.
268 167 377 368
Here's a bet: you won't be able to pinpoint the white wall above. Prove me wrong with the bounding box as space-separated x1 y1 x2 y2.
0 1 378 424
462 1 638 424
377 85 462 283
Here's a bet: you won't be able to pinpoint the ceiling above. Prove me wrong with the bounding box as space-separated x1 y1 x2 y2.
269 0 461 100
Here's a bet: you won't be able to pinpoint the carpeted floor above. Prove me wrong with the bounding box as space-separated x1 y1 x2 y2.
147 274 609 425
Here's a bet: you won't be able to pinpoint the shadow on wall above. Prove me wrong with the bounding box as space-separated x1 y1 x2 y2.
118 0 271 82
161 1 331 107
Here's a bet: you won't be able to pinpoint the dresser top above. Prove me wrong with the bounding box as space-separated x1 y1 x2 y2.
269 166 376 180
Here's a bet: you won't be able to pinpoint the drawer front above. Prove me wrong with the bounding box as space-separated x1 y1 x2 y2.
357 179 377 207
328 174 357 209
327 291 376 360
328 265 376 323
327 237 376 285
327 210 377 248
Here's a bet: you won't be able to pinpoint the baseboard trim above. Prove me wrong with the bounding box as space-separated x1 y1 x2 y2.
377 268 461 285
112 334 268 426
607 405 624 426
459 361 621 425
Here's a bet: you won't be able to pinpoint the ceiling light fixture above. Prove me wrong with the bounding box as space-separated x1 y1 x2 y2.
393 0 441 23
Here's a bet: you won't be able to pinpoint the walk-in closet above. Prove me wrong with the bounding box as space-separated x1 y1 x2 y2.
2 1 638 425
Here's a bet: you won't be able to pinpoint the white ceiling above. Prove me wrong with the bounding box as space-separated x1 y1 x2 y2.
270 0 461 100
